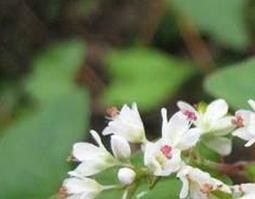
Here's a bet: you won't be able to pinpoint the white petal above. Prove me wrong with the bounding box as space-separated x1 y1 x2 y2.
72 143 106 162
240 183 255 194
205 99 228 122
178 174 189 199
177 101 196 112
90 130 105 149
236 110 253 126
233 127 254 141
247 114 255 134
63 177 102 195
144 142 161 169
69 156 115 177
248 99 255 111
102 126 112 136
211 116 234 136
177 101 198 116
161 108 169 138
245 138 255 147
157 149 182 176
161 110 189 142
176 128 201 150
204 136 232 155
132 102 143 122
110 135 131 161
240 194 255 199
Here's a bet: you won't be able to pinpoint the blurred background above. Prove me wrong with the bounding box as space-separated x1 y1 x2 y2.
1 0 255 198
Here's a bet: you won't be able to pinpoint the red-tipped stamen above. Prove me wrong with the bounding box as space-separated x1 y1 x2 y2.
182 110 197 121
232 114 244 128
160 145 172 159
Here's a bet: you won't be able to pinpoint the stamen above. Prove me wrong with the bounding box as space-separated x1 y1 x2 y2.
182 110 197 121
232 114 244 127
58 187 68 198
160 145 172 159
200 183 213 194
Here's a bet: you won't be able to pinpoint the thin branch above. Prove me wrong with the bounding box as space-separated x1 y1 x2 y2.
177 16 215 73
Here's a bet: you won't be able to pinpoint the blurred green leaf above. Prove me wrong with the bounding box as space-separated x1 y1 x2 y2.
170 0 250 50
0 40 89 199
26 40 86 104
0 83 21 127
204 57 255 109
133 177 180 199
245 163 255 181
103 48 194 111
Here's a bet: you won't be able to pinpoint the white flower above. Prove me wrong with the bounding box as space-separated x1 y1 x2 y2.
111 135 131 162
62 177 104 199
144 109 200 176
161 108 201 150
233 100 255 147
232 184 255 199
177 99 234 155
144 140 182 176
68 130 118 177
118 168 136 185
102 103 146 143
177 165 231 199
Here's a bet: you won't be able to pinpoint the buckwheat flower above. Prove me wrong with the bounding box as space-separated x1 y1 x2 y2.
144 110 200 176
232 184 255 199
177 99 234 155
232 100 255 147
111 135 131 162
68 130 118 177
177 165 231 199
102 103 146 143
118 168 136 185
144 140 182 176
161 108 201 151
61 177 104 199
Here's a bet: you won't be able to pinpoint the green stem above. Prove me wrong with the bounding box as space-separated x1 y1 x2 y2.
149 176 161 189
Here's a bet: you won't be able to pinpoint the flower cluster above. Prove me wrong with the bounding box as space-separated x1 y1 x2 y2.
60 99 255 199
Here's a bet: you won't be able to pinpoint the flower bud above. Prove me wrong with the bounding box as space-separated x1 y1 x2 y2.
118 168 136 185
111 135 131 161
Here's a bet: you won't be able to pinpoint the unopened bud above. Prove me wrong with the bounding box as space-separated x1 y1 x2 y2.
106 106 119 118
118 168 136 185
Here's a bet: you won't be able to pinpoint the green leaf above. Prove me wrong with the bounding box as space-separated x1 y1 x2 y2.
0 40 89 199
26 40 86 104
204 57 255 109
103 48 194 111
245 163 255 181
133 177 180 199
170 0 250 50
